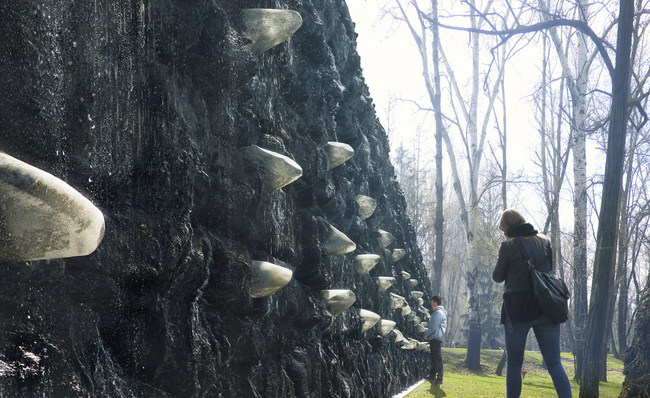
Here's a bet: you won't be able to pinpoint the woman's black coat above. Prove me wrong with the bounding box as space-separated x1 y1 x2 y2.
493 233 553 324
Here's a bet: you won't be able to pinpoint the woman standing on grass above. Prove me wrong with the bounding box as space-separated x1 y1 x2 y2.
493 209 572 398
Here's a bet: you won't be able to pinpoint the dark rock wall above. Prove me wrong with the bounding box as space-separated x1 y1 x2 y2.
0 0 431 396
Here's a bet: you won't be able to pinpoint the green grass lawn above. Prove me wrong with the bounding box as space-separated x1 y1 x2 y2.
406 348 624 398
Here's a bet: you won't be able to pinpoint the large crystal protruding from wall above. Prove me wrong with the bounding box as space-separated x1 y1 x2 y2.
402 305 412 316
359 309 381 332
378 319 396 336
376 229 395 248
389 293 407 309
244 145 303 193
241 9 303 55
354 254 380 275
411 291 424 299
323 224 356 255
321 289 356 317
392 329 406 344
355 195 377 220
401 271 411 280
0 152 105 262
325 141 354 170
376 276 396 293
407 279 418 289
401 338 418 350
249 260 293 298
391 248 406 262
416 342 430 352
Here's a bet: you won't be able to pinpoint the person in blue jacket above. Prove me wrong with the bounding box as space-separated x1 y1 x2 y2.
424 295 447 384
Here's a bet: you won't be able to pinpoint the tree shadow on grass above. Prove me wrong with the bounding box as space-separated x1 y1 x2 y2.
427 383 447 397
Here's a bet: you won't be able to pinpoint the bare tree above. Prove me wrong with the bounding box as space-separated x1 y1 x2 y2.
431 0 445 300
580 0 635 395
393 0 512 369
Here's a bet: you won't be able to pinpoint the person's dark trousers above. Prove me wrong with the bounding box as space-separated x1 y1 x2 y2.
504 314 572 398
428 339 443 383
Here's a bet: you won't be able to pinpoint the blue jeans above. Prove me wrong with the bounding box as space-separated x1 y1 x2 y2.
504 314 572 398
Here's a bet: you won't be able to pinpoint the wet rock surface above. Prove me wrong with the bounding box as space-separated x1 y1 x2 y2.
0 0 430 396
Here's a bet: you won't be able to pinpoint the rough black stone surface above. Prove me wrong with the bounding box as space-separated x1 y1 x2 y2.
0 0 431 396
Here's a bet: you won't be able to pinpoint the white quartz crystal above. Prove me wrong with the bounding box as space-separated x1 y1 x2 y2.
354 254 380 275
359 309 381 332
391 248 406 262
321 289 356 317
379 319 396 336
244 145 303 193
0 152 105 261
250 260 293 298
376 229 395 248
242 9 303 55
325 141 354 170
389 293 407 309
354 194 376 220
322 224 356 255
376 276 396 293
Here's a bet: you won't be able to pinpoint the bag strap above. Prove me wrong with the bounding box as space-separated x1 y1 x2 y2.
512 237 536 271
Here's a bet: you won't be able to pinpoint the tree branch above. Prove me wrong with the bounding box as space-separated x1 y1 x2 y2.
433 18 615 78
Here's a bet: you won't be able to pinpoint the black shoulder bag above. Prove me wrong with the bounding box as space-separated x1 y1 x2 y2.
513 238 570 324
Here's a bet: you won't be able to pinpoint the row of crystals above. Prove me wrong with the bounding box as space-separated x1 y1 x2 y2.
240 10 429 346
246 139 426 347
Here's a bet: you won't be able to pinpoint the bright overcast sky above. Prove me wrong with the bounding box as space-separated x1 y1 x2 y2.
344 1 584 228
346 2 550 172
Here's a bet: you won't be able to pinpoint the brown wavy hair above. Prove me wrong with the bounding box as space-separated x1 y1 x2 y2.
499 209 526 233
499 209 546 245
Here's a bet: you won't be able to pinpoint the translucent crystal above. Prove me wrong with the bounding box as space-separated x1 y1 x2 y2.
355 195 377 220
322 224 356 255
321 289 356 317
376 229 395 248
250 260 293 298
244 145 303 193
389 293 407 309
0 152 105 261
402 305 412 316
359 309 381 331
242 9 303 55
376 276 396 293
391 248 406 262
392 329 406 343
354 253 380 275
325 141 354 170
379 319 396 336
